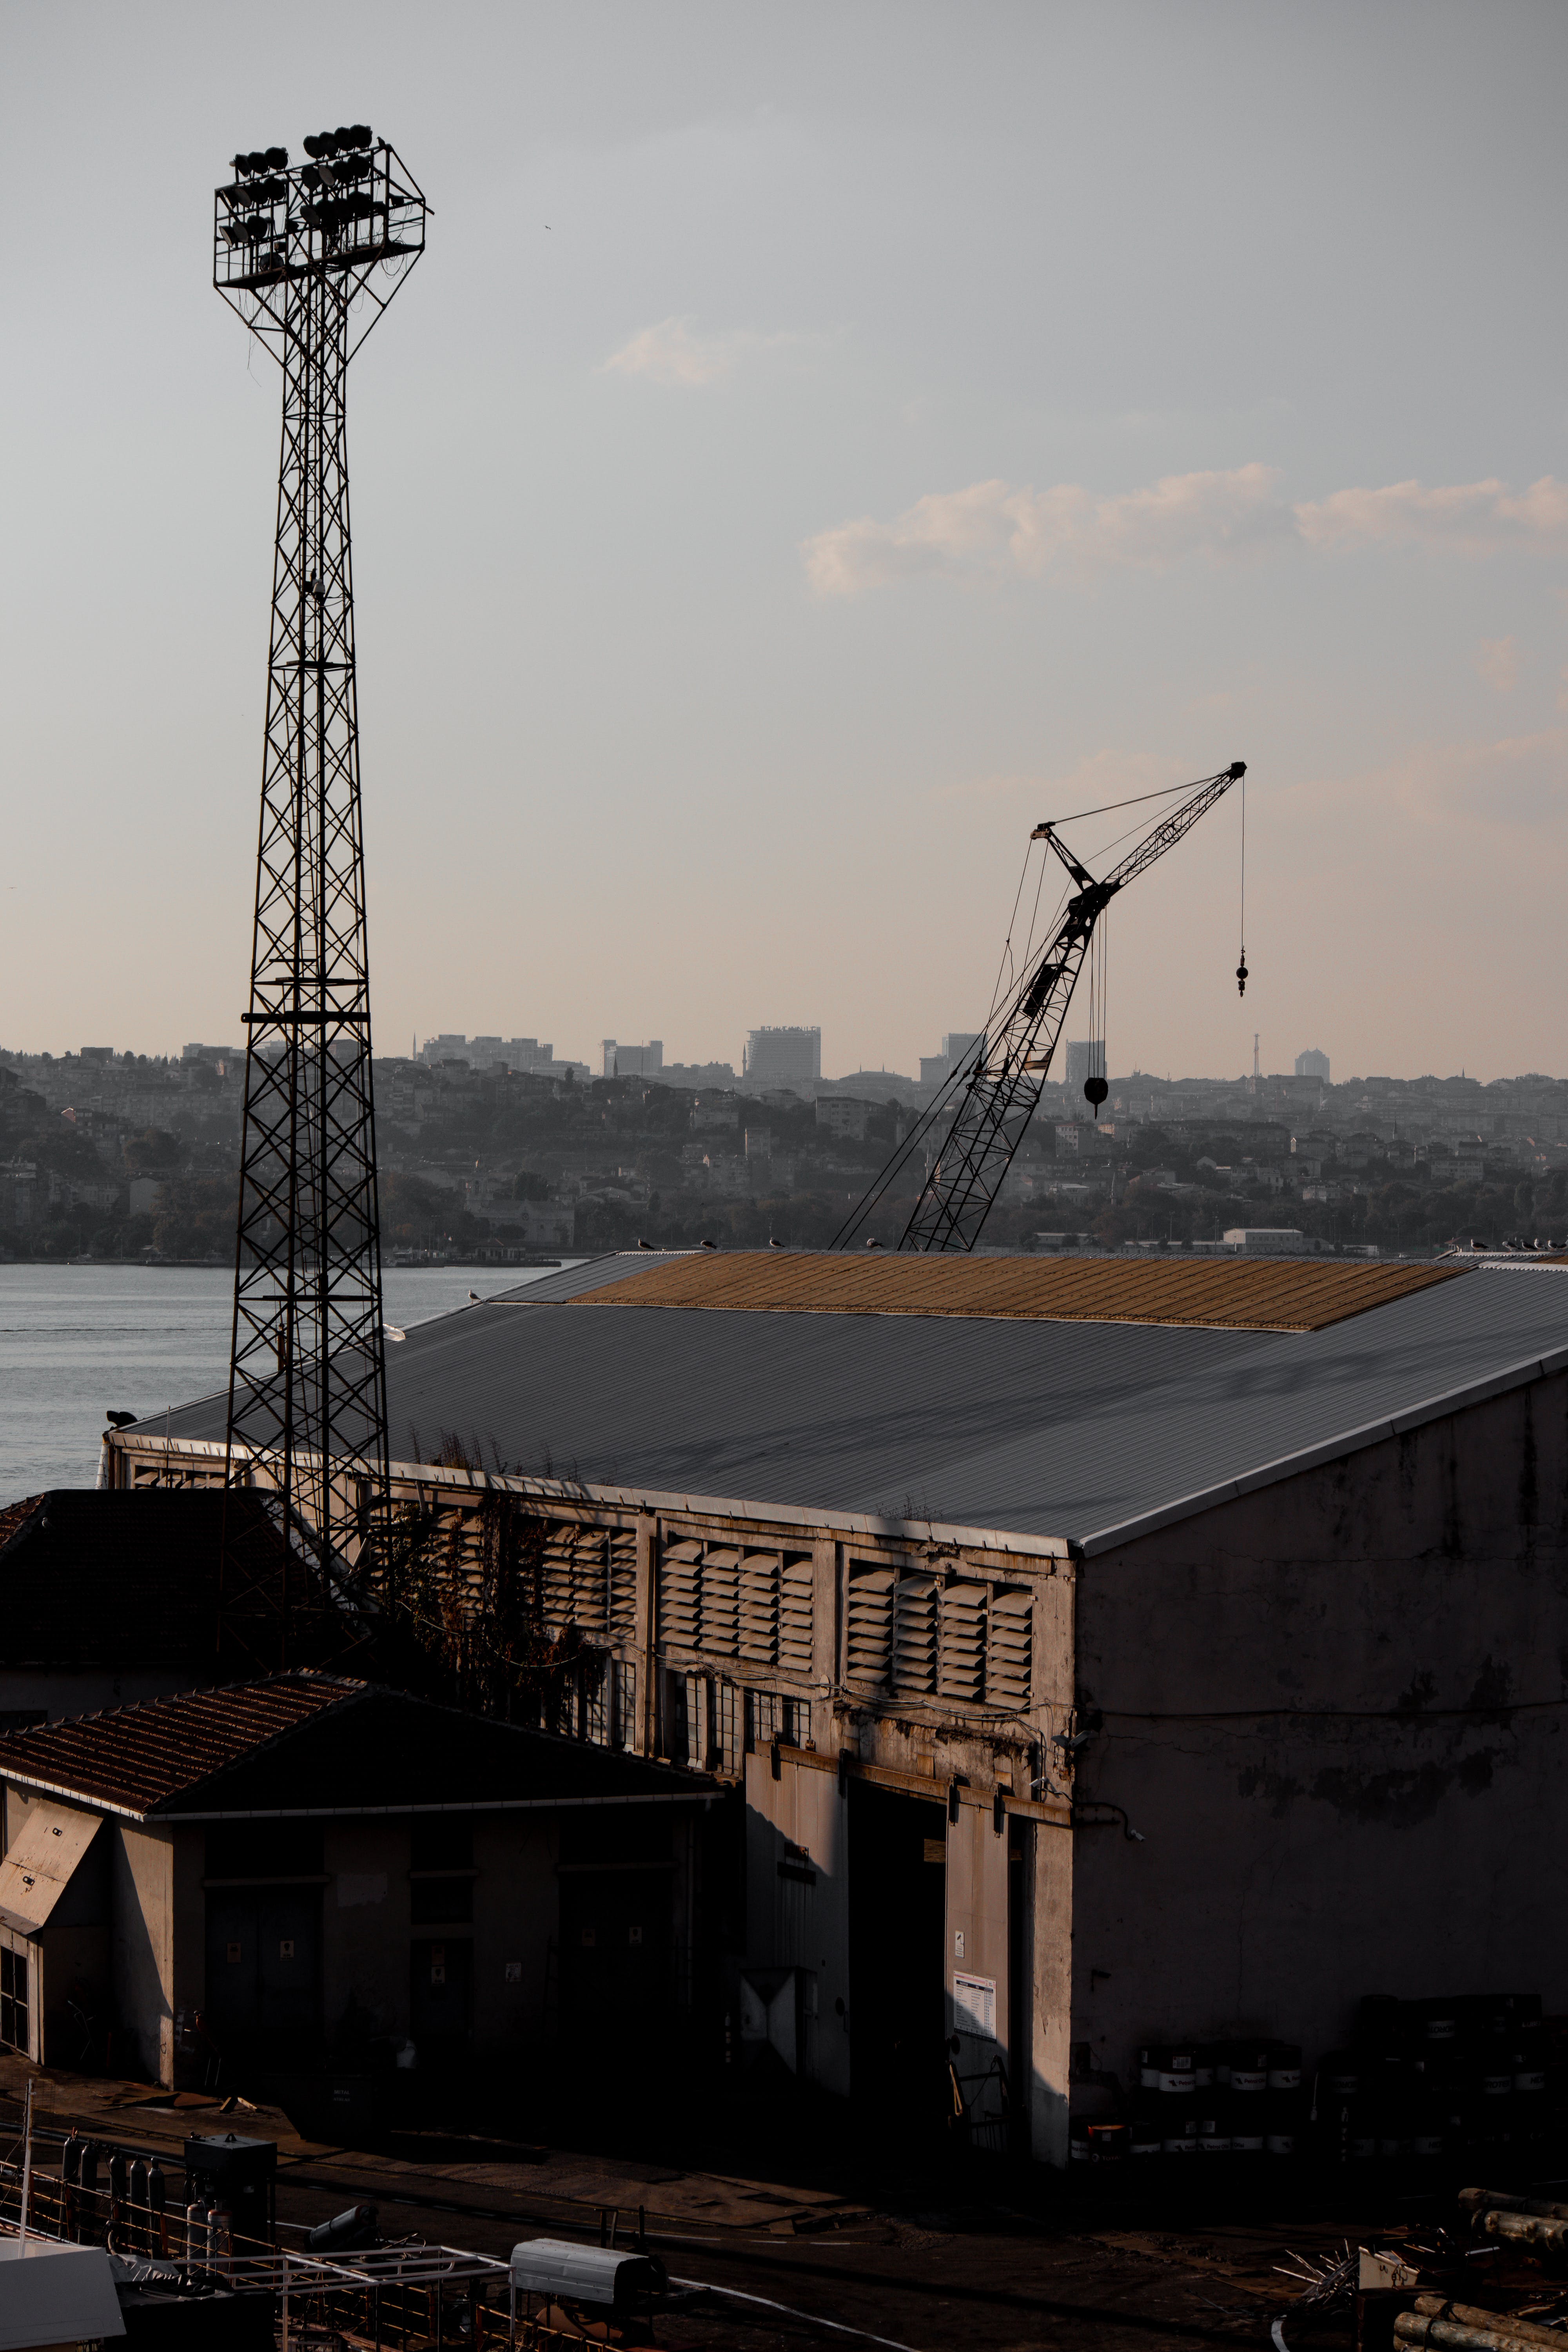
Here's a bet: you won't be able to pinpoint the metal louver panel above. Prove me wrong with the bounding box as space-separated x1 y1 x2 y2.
703 1547 742 1658
607 1527 637 1640
739 1549 781 1662
986 1586 1033 1709
845 1563 894 1687
778 1553 814 1674
937 1580 987 1703
541 1521 585 1636
892 1574 938 1696
657 1539 702 1653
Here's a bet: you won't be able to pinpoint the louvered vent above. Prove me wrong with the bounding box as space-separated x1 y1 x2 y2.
779 1553 814 1673
987 1587 1033 1709
845 1563 895 1687
542 1520 602 1637
739 1550 780 1662
702 1547 742 1657
607 1527 637 1640
892 1574 938 1696
657 1539 702 1653
937 1580 987 1703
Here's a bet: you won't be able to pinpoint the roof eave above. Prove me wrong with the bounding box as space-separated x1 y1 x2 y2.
105 1434 1074 1559
1077 1338 1568 1557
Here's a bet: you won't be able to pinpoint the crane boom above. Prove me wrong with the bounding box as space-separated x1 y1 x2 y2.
832 761 1246 1253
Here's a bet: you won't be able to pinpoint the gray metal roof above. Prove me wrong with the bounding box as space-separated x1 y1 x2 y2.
143 1258 1568 1555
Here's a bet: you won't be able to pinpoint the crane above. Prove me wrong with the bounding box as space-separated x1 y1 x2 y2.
833 761 1247 1253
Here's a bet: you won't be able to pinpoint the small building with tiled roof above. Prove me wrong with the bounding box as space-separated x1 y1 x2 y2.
0 1673 715 2087
98 1249 1568 2160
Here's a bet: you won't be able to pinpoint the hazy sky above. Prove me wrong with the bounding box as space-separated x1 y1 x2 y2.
4 2 1566 1082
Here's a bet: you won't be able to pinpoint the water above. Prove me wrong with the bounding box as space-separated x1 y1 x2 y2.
0 1263 575 1506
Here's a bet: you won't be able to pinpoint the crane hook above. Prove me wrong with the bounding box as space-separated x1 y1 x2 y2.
1236 950 1249 998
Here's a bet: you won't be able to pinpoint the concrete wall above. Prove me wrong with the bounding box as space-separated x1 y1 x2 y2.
743 1751 851 2096
1068 1373 1568 2091
111 1822 174 2084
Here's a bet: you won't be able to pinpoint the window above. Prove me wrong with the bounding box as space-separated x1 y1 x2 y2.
409 1815 474 1926
0 1947 28 2054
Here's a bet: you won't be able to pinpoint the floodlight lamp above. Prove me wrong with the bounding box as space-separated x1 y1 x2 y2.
264 145 288 169
303 133 328 159
247 149 270 174
348 124 372 148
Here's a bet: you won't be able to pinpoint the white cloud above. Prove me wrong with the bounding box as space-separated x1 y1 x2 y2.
1475 636 1521 692
602 316 789 388
803 466 1568 595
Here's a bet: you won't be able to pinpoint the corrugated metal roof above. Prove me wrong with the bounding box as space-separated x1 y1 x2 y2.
136 1259 1568 1555
569 1251 1459 1330
0 1675 713 1821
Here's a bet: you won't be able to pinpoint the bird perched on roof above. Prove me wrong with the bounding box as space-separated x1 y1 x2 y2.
768 1236 784 1249
636 1238 655 1250
467 1290 481 1303
699 1238 717 1251
865 1236 881 1249
105 1410 138 1429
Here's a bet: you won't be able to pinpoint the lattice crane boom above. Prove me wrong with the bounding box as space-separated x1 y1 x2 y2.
833 762 1246 1254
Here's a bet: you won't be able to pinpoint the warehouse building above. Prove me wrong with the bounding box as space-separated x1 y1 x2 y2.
102 1251 1568 2161
0 1674 711 2085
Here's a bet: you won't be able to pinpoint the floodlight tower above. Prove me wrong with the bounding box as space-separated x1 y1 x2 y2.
213 127 426 1588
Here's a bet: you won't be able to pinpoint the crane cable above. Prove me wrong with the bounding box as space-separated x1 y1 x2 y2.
1236 768 1249 996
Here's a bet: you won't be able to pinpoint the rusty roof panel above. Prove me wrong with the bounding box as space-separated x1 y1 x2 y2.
568 1252 1461 1332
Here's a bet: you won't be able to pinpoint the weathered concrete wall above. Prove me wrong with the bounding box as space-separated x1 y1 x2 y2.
1069 1372 1568 2089
112 1823 174 2083
744 1752 851 2096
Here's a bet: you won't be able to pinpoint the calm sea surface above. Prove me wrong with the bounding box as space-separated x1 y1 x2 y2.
0 1263 575 1507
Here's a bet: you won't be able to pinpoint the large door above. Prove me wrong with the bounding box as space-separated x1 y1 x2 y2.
205 1889 323 2058
410 1938 474 2065
558 1869 673 2035
847 1784 948 2121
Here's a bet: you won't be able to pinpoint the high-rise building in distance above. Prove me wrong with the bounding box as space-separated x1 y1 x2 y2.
919 1031 984 1089
744 1026 821 1094
1064 1040 1107 1091
604 1040 664 1080
1295 1048 1331 1080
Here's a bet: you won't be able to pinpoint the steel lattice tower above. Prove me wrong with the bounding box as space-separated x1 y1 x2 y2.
213 127 426 1603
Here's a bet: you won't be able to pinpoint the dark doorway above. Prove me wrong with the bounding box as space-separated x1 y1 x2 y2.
410 1938 474 2064
204 1888 323 2058
558 1870 673 2033
847 1783 947 2121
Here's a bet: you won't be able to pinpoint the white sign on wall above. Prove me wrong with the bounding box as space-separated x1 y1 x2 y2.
952 1970 996 2042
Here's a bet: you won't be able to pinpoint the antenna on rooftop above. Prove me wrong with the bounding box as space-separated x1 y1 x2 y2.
213 128 427 1615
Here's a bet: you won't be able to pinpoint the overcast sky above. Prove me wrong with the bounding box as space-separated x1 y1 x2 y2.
4 2 1566 1082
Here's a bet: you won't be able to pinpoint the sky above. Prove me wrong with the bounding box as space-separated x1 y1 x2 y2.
2 1 1566 1084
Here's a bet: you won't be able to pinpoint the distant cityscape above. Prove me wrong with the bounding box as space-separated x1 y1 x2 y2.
3 1025 1566 1265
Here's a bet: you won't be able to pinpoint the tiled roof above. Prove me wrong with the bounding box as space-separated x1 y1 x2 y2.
0 1675 349 1815
568 1251 1460 1331
0 1676 712 1820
